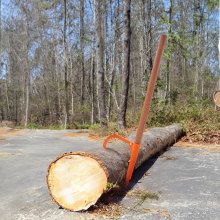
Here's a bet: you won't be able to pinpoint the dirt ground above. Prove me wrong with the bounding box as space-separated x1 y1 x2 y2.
0 127 24 140
0 129 219 220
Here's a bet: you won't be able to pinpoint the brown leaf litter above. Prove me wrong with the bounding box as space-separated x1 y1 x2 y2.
86 186 124 217
182 130 220 145
174 141 220 153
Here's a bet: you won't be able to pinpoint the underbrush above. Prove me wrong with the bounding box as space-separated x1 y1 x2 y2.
146 101 219 144
89 122 132 137
148 103 220 133
90 101 220 144
20 100 220 144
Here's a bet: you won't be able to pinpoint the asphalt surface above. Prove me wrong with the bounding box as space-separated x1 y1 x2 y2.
0 129 219 220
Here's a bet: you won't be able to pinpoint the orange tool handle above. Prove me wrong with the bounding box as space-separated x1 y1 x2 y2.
135 34 167 145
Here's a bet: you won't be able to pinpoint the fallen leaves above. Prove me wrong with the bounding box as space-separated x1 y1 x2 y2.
174 141 220 153
87 186 124 217
182 130 220 145
87 202 122 218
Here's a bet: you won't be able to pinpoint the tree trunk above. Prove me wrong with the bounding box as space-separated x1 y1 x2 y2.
107 0 117 120
146 0 153 74
90 52 95 124
118 0 131 129
4 70 10 120
47 124 184 211
193 0 202 100
63 0 69 128
80 0 85 105
165 0 173 105
94 0 107 129
24 11 31 127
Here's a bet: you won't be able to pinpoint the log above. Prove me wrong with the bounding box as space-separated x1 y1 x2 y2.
213 90 220 109
47 124 184 211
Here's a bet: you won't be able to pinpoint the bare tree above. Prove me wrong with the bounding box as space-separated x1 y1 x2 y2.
165 0 173 105
107 0 120 120
94 0 107 129
63 0 69 128
16 1 30 126
80 0 85 105
118 0 131 129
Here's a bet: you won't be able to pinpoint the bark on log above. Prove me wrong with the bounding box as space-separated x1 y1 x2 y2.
47 124 184 211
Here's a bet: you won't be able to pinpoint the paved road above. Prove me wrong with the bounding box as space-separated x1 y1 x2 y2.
0 130 219 220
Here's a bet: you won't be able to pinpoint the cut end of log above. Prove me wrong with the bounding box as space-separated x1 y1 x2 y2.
47 153 108 211
213 90 220 107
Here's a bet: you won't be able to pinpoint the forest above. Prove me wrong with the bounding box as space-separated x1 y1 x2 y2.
0 0 219 137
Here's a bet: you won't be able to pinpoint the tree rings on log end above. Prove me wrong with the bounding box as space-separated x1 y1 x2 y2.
47 152 108 211
213 90 220 107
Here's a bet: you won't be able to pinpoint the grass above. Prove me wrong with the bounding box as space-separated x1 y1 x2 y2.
139 190 159 201
106 182 117 191
160 155 177 160
24 123 64 130
127 188 159 208
128 188 159 201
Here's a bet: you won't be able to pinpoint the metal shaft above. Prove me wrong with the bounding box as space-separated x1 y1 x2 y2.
135 34 167 144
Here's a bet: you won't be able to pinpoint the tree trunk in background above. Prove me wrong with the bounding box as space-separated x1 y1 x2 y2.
4 75 10 120
80 0 85 106
104 1 108 80
55 48 61 121
165 0 173 105
140 0 146 96
63 0 69 128
146 0 153 73
193 0 201 100
140 0 153 95
90 51 95 124
94 0 107 129
118 0 131 129
24 17 30 127
179 0 187 84
107 0 119 120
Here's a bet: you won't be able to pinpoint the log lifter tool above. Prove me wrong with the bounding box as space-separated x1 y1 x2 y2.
103 34 167 186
